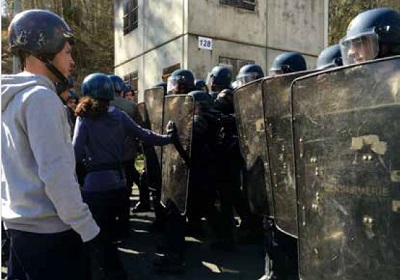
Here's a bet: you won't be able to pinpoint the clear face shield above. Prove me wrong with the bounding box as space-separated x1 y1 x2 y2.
167 76 180 94
339 31 379 65
268 69 284 76
206 72 216 92
268 64 292 76
236 72 258 87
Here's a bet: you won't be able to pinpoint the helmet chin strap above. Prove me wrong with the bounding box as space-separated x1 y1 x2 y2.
37 55 69 95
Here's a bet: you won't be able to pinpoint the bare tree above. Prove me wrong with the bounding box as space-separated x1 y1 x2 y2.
1 0 114 88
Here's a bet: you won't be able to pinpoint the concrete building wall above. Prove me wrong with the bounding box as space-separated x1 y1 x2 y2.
187 34 268 81
266 0 328 68
115 38 184 102
188 0 267 46
114 0 328 99
114 0 185 68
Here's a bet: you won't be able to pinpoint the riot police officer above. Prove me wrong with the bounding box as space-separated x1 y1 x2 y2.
153 68 196 273
206 65 233 101
339 7 400 65
260 53 307 280
208 65 260 249
185 90 221 238
236 63 265 88
167 69 196 95
316 44 343 70
195 78 209 93
269 52 307 76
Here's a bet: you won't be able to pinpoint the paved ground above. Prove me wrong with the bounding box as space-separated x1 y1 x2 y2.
1 186 266 280
119 187 265 280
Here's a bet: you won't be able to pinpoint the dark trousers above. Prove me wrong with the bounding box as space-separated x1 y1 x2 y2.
142 146 165 222
7 229 89 280
82 189 127 278
161 202 186 259
82 188 129 241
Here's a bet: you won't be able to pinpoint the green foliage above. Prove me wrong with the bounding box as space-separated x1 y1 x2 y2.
1 0 114 91
2 1 399 79
329 0 400 45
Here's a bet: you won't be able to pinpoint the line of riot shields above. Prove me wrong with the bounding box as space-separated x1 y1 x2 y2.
138 88 194 214
234 56 400 280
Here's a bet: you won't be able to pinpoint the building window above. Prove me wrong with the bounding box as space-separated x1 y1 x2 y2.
162 63 181 82
123 0 138 35
219 56 254 79
123 72 138 102
220 0 256 11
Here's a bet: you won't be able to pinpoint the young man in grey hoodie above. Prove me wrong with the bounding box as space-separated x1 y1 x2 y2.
1 9 100 280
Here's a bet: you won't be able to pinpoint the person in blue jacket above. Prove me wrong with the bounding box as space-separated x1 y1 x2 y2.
73 73 177 279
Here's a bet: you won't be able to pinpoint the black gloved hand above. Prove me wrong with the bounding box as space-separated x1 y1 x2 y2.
166 120 179 143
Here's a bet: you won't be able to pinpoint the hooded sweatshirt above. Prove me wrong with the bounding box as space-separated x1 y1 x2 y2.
1 72 99 242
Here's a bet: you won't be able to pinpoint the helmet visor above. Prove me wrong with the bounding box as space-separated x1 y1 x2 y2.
236 73 259 87
339 31 379 65
205 72 214 90
268 69 284 76
167 76 178 94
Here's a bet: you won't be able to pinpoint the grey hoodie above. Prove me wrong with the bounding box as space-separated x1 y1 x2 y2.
1 72 99 242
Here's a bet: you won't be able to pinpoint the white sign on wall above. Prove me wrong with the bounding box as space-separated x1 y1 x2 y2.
198 36 213 50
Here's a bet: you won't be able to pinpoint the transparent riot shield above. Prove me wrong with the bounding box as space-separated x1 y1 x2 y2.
137 102 150 129
144 87 165 162
234 79 272 217
263 70 317 237
161 94 194 214
137 101 161 192
292 56 400 280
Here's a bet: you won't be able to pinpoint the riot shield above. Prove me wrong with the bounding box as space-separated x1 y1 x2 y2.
234 79 272 217
292 56 400 280
263 70 317 237
144 87 165 162
137 101 161 192
137 102 150 129
161 94 194 214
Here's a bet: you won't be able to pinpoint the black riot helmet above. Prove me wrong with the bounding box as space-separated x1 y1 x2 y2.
82 73 115 101
339 8 400 65
269 52 307 76
206 66 233 93
195 79 209 93
236 64 264 87
8 9 75 89
188 90 212 112
167 69 195 94
108 75 126 96
153 81 168 95
316 44 343 70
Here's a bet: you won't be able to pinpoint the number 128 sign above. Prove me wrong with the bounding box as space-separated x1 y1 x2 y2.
198 36 213 50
